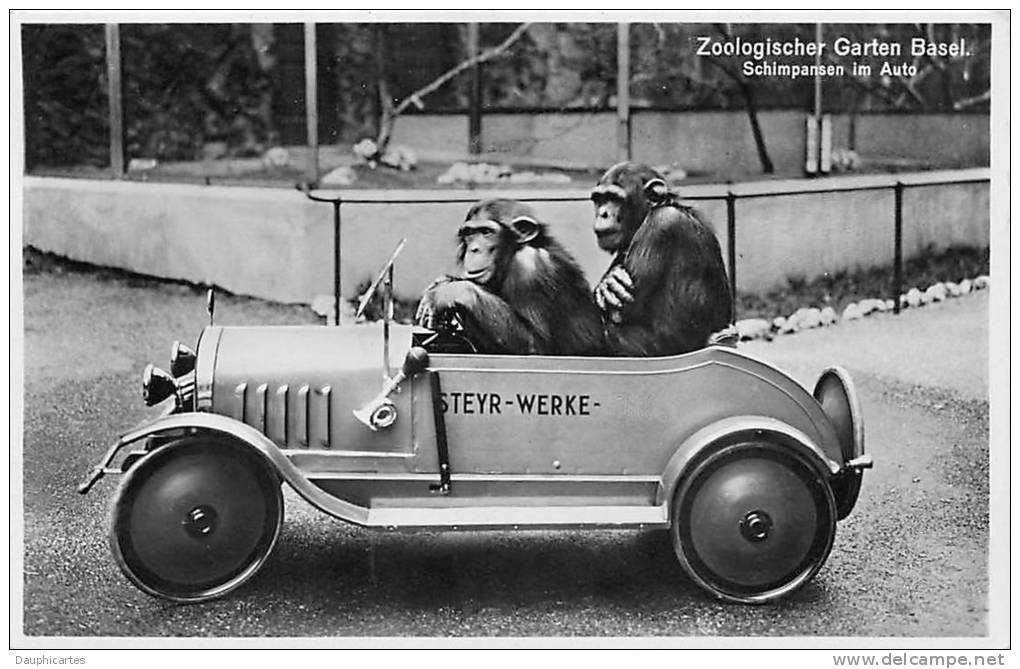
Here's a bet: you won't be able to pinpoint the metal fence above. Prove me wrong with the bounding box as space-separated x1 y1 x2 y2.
306 169 991 325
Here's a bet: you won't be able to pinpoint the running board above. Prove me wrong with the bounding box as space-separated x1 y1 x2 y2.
364 504 670 531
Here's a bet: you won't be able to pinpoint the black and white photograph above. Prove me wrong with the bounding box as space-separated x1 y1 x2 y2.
10 9 1010 658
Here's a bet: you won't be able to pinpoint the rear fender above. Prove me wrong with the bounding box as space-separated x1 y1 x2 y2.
657 415 841 509
103 412 371 526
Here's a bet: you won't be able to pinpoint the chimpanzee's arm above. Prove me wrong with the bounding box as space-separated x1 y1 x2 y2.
604 207 716 356
428 280 547 354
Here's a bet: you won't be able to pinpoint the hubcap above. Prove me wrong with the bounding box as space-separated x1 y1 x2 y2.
183 504 218 538
739 509 772 543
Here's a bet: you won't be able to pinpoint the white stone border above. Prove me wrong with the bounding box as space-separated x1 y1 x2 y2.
734 275 990 342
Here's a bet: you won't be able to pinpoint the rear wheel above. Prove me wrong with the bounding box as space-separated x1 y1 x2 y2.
671 441 836 604
110 435 283 603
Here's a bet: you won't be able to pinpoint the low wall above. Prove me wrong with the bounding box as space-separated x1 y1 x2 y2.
391 110 989 174
23 169 990 306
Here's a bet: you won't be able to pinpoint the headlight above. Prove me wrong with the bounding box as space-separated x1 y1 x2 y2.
170 341 197 377
142 364 177 406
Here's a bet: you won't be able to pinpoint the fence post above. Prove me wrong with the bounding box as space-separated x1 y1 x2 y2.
726 191 737 323
333 199 342 325
104 24 124 178
616 22 631 162
893 182 904 315
467 22 483 155
304 23 320 185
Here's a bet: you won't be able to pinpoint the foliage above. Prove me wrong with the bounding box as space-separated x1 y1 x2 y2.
119 24 276 161
22 24 109 166
823 23 991 112
737 245 990 319
23 23 276 167
23 22 991 169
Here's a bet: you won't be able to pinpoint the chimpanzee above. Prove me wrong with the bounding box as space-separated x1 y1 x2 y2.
416 199 604 356
591 162 734 356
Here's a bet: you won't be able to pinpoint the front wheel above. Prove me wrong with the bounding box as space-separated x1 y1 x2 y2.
109 435 283 603
671 441 836 604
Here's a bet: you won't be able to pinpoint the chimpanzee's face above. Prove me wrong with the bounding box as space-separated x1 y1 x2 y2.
591 193 626 252
458 219 505 286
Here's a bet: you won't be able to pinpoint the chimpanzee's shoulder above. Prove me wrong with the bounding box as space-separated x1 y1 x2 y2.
642 203 710 234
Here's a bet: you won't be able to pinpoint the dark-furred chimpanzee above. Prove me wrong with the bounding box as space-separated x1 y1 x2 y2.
415 199 604 356
591 162 734 357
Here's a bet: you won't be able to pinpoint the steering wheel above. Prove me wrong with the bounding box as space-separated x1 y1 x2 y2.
419 309 478 354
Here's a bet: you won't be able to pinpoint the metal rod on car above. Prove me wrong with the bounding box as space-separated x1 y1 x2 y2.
333 199 341 325
429 370 452 494
893 181 904 315
726 191 737 323
355 238 407 320
383 264 393 376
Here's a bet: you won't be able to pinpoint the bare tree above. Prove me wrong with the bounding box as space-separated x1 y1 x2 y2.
371 23 533 155
823 23 991 112
702 23 774 174
636 22 777 174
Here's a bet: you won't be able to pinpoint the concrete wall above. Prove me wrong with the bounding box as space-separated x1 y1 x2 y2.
23 169 990 306
391 110 989 174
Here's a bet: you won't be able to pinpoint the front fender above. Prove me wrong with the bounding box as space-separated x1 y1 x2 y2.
85 412 372 526
657 415 842 509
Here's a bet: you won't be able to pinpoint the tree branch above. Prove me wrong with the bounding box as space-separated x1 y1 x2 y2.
391 23 532 117
954 90 990 110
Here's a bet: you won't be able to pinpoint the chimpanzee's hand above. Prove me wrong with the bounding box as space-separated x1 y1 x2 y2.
416 279 476 329
594 266 634 323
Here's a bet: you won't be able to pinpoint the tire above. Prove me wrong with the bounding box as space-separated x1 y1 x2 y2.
671 440 837 604
109 435 283 603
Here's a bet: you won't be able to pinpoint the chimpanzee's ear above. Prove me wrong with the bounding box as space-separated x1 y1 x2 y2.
509 216 540 243
643 178 668 202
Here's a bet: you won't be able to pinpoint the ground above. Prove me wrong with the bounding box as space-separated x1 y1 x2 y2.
16 265 995 641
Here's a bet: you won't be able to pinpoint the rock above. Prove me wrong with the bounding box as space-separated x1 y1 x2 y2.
958 278 972 294
905 288 923 308
820 306 837 326
973 275 990 290
127 158 158 172
736 318 770 341
797 307 822 329
779 316 800 334
261 146 290 168
353 138 379 163
310 294 356 325
884 299 895 311
944 281 960 297
310 294 336 324
437 161 471 184
858 299 879 315
380 145 417 171
509 171 540 183
771 316 787 333
541 172 572 184
320 165 356 186
925 282 947 303
842 303 862 321
920 290 933 305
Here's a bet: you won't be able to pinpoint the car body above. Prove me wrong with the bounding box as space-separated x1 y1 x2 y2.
82 298 871 605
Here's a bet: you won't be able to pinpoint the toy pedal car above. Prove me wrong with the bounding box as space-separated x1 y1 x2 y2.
80 246 871 605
